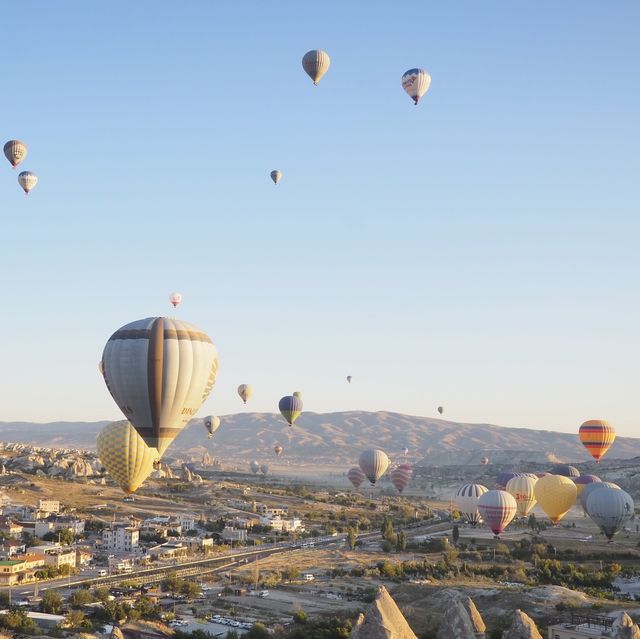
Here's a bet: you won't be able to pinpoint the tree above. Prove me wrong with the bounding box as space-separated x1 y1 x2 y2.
245 623 270 639
70 588 94 608
396 530 407 552
347 528 357 551
382 540 392 553
181 581 202 600
41 589 63 614
282 566 300 581
381 515 394 541
293 611 308 624
63 609 92 630
452 525 459 545
528 513 537 531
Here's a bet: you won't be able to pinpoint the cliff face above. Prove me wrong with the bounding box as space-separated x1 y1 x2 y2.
612 612 640 639
350 585 418 639
501 610 542 639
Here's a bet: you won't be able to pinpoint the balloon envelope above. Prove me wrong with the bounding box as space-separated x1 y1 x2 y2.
477 490 517 536
496 471 524 490
250 460 260 474
3 140 27 168
97 420 159 494
169 292 182 308
347 466 366 489
346 375 352 384
302 49 330 85
534 475 577 524
455 484 488 525
101 317 218 456
18 171 38 194
237 384 252 404
401 68 431 104
580 481 619 514
579 419 616 462
481 456 489 465
270 170 282 184
279 395 303 426
260 464 269 476
506 475 538 517
573 474 601 497
550 464 580 478
587 487 634 540
358 448 389 485
390 466 412 493
274 445 283 457
204 415 220 438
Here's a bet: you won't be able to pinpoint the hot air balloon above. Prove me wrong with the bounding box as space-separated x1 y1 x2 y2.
401 68 431 105
397 463 413 476
550 464 580 479
279 394 303 426
390 466 411 494
250 460 260 474
496 471 524 490
437 406 444 415
477 490 517 538
18 171 37 195
302 49 330 85
455 484 488 526
481 456 489 465
270 170 282 185
579 481 619 514
579 419 616 463
169 293 182 308
587 487 634 541
403 447 409 457
274 445 283 457
573 474 601 497
506 475 538 517
238 384 252 404
96 420 159 494
3 140 27 168
204 415 220 439
101 317 218 456
260 463 269 476
358 449 389 485
347 467 366 489
293 391 302 399
346 376 352 384
534 475 577 524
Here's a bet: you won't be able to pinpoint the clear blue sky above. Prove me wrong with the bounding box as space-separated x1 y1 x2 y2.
1 2 638 436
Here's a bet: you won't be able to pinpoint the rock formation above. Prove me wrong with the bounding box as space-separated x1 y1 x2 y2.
437 596 478 639
612 612 640 639
350 585 417 638
501 610 542 639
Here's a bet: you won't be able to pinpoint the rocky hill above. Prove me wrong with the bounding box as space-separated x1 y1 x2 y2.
1 412 639 466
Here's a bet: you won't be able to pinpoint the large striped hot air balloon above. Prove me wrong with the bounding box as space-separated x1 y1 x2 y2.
390 466 412 493
477 490 517 537
359 449 389 485
97 420 159 494
204 415 220 439
279 394 303 426
401 68 431 105
506 475 538 517
534 475 577 524
237 384 252 404
587 487 634 541
455 484 488 526
101 317 218 456
579 420 616 462
18 171 38 195
302 49 330 85
580 481 619 515
347 466 366 489
3 140 27 168
573 474 601 497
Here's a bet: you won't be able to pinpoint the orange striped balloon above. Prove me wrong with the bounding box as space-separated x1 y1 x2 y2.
579 419 616 462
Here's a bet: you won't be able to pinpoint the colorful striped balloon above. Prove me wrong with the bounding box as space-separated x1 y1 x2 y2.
390 466 412 493
506 475 538 517
579 419 616 462
477 490 517 537
347 466 366 489
456 484 488 525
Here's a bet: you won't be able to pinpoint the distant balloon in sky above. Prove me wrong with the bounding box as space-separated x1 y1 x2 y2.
347 466 366 489
3 140 27 168
401 68 431 105
204 415 220 439
456 483 488 526
579 419 616 462
293 391 302 400
97 420 159 495
274 445 283 457
238 384 252 404
18 171 37 195
270 170 282 185
358 448 389 485
260 463 269 476
534 474 577 524
302 49 330 85
477 490 517 537
346 375 352 384
169 292 182 308
481 456 490 465
279 394 303 426
250 460 260 474
403 447 409 457
101 317 218 456
437 406 444 415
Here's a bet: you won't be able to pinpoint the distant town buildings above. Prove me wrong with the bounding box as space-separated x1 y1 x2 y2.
102 526 140 553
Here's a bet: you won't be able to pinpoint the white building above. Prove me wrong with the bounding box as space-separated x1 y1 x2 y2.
176 514 196 532
260 516 303 532
222 527 247 542
102 526 139 552
37 500 60 515
255 504 288 517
